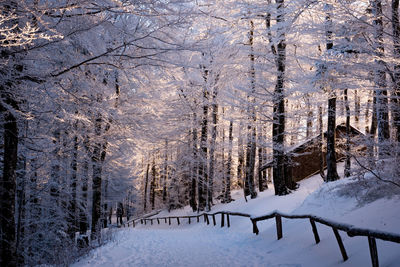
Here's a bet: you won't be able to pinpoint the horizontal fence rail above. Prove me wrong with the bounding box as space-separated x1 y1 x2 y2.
123 209 400 267
123 211 251 229
251 211 400 267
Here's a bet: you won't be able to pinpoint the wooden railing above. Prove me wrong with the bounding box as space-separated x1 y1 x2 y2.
123 209 400 267
123 211 250 228
251 211 400 267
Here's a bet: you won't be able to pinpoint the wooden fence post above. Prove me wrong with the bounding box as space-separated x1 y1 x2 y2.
165 218 167 223
332 228 348 261
276 215 282 240
368 236 379 267
188 217 191 224
309 218 320 244
221 213 225 228
133 220 135 227
157 218 160 224
144 219 147 225
151 219 153 225
252 219 259 235
197 216 200 223
141 219 143 224
169 217 171 225
206 214 210 225
177 217 180 225
227 214 230 228
212 214 216 226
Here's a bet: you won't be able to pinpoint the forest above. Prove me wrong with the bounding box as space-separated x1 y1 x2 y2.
1 0 400 266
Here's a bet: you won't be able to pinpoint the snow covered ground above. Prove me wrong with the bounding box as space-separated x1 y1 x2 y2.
72 169 400 267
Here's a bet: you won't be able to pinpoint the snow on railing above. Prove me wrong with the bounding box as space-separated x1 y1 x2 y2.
124 209 400 267
251 211 400 267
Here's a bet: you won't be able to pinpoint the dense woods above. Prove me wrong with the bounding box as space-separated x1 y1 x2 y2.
1 0 400 265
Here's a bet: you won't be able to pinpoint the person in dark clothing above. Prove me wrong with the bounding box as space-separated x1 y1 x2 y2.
116 202 124 226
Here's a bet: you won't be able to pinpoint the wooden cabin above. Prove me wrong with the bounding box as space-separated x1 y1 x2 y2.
260 124 365 184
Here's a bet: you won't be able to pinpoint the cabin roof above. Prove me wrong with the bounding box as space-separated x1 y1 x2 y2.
259 123 364 171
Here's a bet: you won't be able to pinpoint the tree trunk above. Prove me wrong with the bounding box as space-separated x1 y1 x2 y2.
207 86 218 210
325 3 340 182
225 120 233 202
258 122 265 192
326 97 340 181
80 137 90 234
306 96 313 139
189 125 198 212
245 20 257 199
68 119 78 239
318 105 326 180
271 0 288 195
372 0 390 156
0 93 19 267
150 158 156 210
354 90 360 127
344 89 351 177
237 120 245 190
143 161 150 212
198 68 209 211
163 140 168 204
91 112 103 240
392 0 400 143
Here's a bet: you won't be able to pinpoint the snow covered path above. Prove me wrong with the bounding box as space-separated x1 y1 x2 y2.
73 172 400 267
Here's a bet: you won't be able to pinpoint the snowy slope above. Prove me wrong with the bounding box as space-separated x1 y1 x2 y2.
72 170 400 267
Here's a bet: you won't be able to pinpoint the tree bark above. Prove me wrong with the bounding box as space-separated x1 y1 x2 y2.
225 120 233 202
237 120 245 190
143 161 150 212
163 140 168 204
372 0 390 156
68 118 78 239
392 0 400 143
270 0 288 195
0 92 19 267
190 125 198 212
344 89 351 177
354 90 360 128
325 3 340 182
198 67 209 211
91 114 103 240
207 85 218 210
150 158 156 210
326 97 340 181
318 105 326 180
245 20 257 199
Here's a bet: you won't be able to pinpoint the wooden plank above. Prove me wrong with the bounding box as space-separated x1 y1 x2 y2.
221 213 225 228
276 215 282 240
227 214 230 228
310 218 320 244
212 214 216 226
368 236 379 267
332 227 348 261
